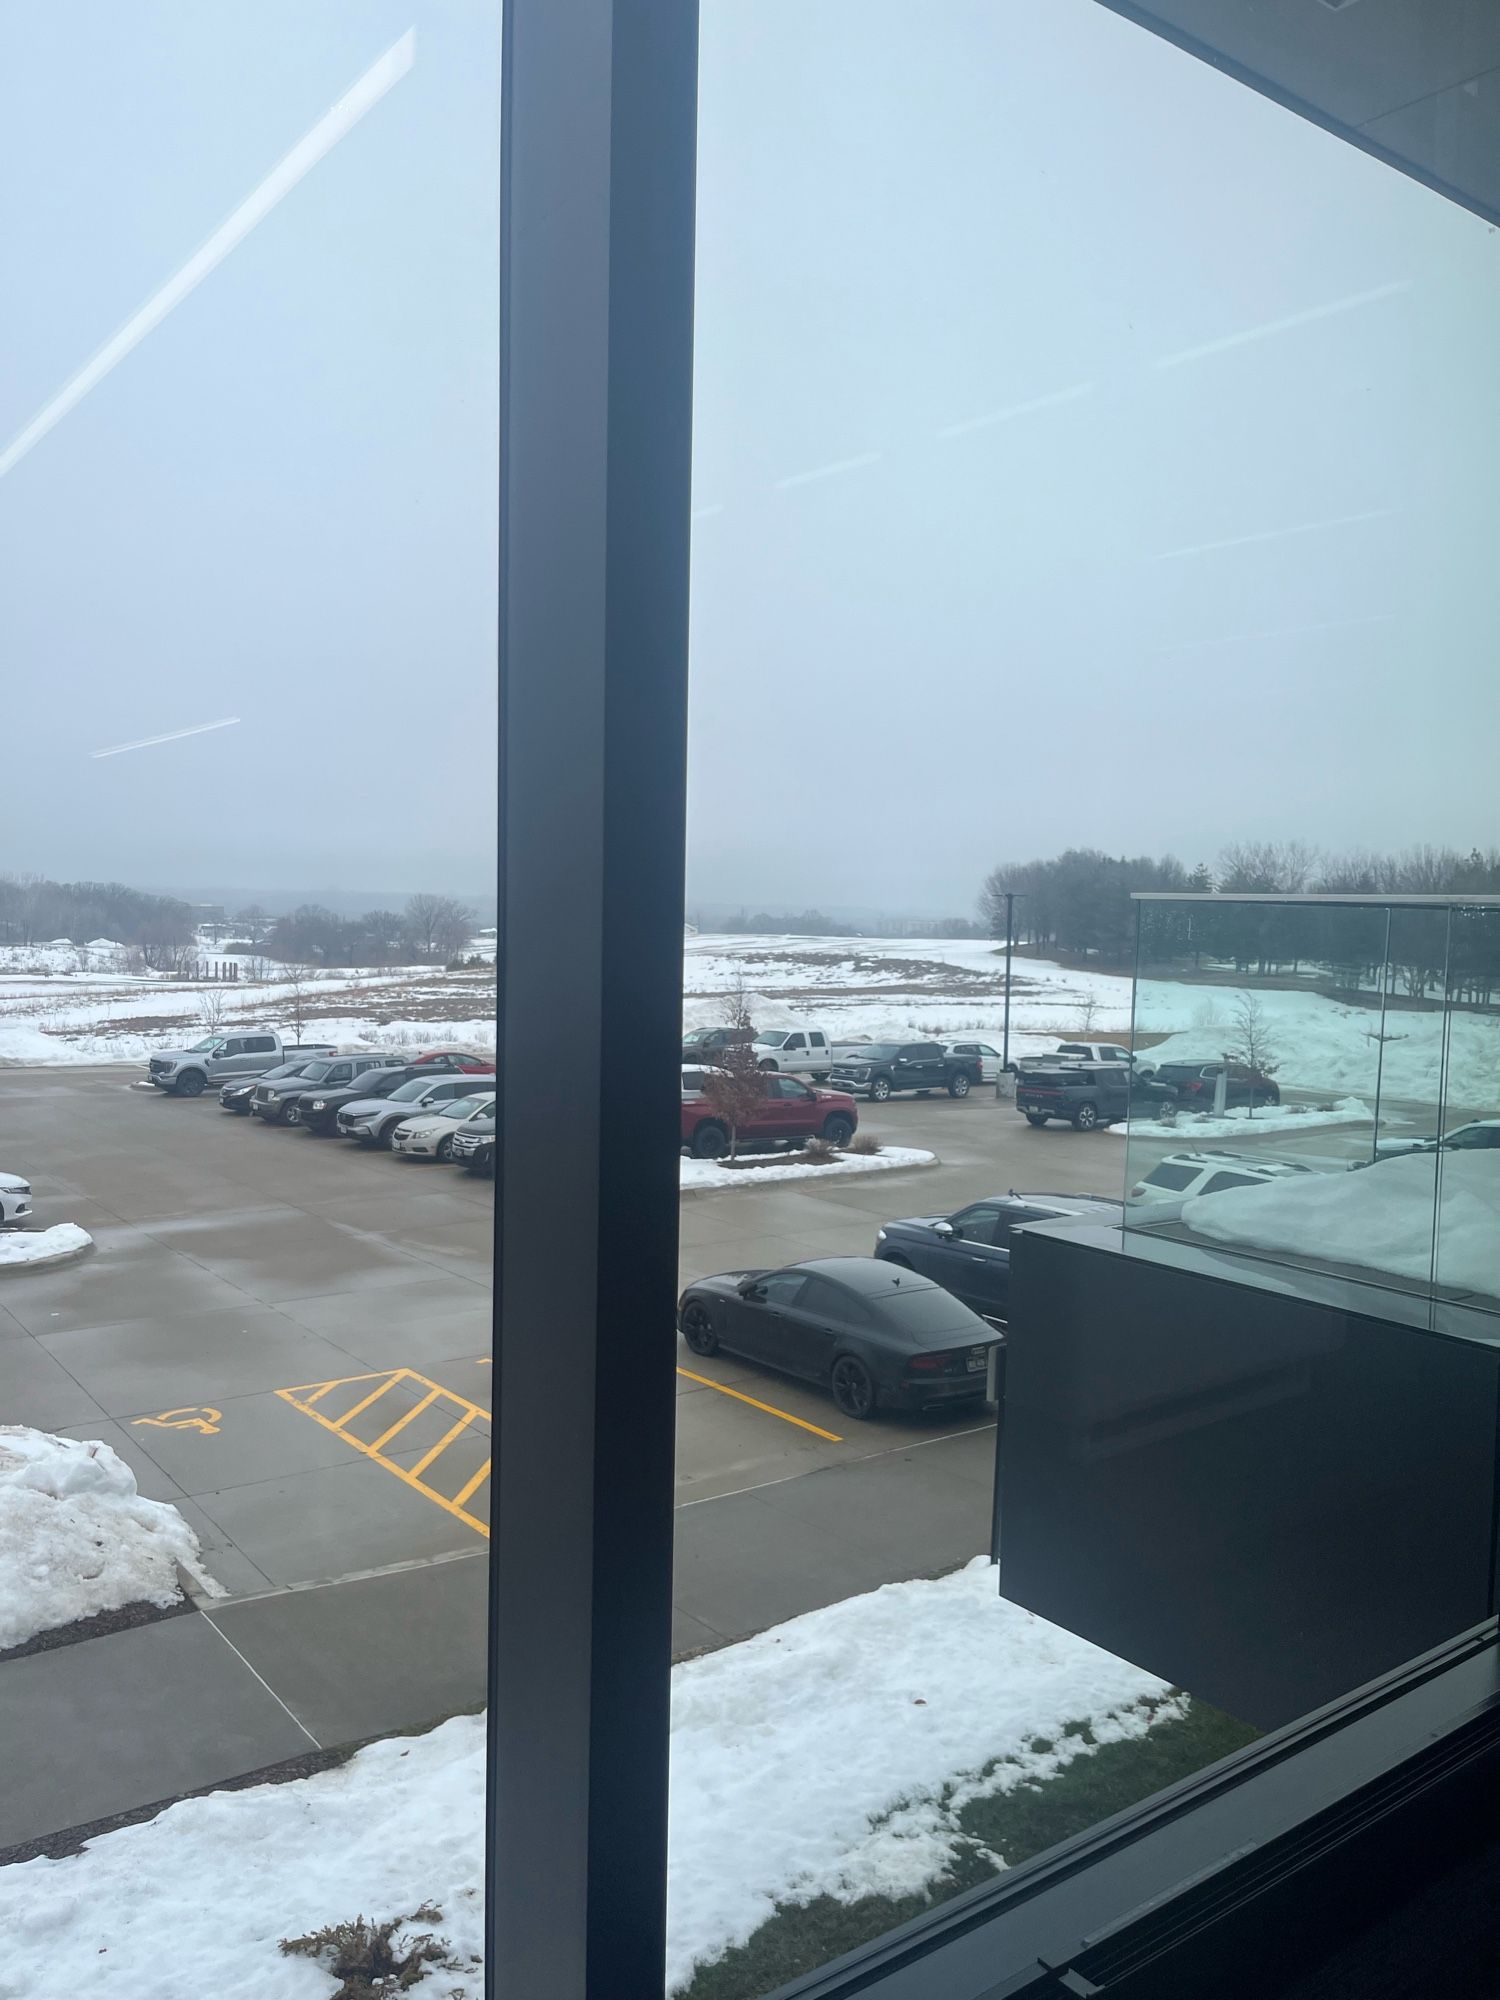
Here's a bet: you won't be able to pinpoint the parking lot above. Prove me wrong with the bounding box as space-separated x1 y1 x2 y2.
1 1064 1131 1846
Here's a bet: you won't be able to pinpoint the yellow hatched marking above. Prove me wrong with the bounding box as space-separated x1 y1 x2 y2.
278 1369 492 1537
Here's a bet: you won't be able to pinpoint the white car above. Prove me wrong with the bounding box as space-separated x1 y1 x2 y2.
392 1093 497 1161
1127 1150 1321 1223
751 1027 834 1078
0 1171 34 1227
1373 1119 1500 1160
939 1038 1006 1084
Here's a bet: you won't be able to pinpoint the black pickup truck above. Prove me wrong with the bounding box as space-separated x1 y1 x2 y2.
826 1041 981 1101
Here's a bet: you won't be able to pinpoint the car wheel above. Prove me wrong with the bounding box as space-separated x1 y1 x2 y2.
436 1136 455 1162
283 1103 302 1127
1073 1102 1099 1130
871 1077 892 1102
758 1058 777 1072
177 1070 206 1097
830 1354 877 1421
821 1113 854 1147
692 1122 729 1160
681 1302 718 1357
948 1073 971 1098
812 1072 829 1083
1025 1113 1049 1127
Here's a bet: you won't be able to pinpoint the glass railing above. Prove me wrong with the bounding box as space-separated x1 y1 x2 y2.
1123 895 1500 1327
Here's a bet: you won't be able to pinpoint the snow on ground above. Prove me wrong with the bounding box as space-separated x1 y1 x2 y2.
1113 1098 1375 1142
0 1224 92 1268
1181 1150 1498 1299
684 936 1500 1108
0 1429 207 1652
681 1144 936 1191
0 1560 1175 1999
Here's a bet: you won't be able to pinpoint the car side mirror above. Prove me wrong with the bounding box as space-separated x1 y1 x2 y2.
739 1279 766 1301
933 1220 956 1239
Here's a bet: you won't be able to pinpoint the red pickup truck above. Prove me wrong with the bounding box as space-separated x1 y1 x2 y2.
681 1068 859 1159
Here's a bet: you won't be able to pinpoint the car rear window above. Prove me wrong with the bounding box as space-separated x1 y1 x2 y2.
877 1288 978 1337
1020 1069 1077 1089
1144 1162 1201 1191
1200 1171 1261 1194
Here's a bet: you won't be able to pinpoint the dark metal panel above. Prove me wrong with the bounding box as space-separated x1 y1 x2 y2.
489 1 698 1994
1093 0 1500 229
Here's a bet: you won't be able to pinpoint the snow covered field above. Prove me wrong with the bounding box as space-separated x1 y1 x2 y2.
681 1144 936 1192
6 930 1498 1121
0 1561 1175 1999
0 1429 208 1652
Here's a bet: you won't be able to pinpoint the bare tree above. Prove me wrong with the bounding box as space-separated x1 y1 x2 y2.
281 962 315 1043
195 985 231 1036
1226 991 1279 1118
402 892 474 962
699 981 767 1159
1078 993 1099 1036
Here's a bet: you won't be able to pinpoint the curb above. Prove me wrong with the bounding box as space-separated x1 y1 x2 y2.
0 1236 93 1275
678 1152 941 1200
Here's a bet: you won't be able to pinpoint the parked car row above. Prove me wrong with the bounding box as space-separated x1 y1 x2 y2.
140 1043 498 1175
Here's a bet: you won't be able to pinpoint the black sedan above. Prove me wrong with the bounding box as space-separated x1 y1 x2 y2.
874 1191 1123 1325
676 1256 998 1421
450 1112 495 1175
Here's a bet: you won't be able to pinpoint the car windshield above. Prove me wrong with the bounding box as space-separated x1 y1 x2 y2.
437 1095 493 1119
682 1029 718 1046
853 1044 901 1061
262 1061 313 1080
389 1078 433 1101
187 1036 227 1053
753 1034 786 1049
297 1062 334 1082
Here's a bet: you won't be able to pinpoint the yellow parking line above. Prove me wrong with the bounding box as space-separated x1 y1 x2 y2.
333 1375 411 1428
368 1386 442 1453
409 1409 477 1478
452 1461 491 1510
675 1366 843 1442
286 1393 491 1537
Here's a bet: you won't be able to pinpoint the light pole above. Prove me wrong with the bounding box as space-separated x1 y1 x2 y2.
998 890 1026 1081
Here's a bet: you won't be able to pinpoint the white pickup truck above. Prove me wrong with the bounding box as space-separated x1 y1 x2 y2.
145 1033 336 1097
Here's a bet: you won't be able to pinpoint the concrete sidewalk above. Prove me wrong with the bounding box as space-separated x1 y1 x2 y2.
1 1427 995 1850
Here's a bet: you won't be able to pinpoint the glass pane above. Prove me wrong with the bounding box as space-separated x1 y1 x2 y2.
0 7 498 1991
1436 907 1500 1314
676 0 1498 1990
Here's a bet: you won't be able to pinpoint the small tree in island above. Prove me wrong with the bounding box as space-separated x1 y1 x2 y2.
700 980 767 1159
1226 990 1280 1119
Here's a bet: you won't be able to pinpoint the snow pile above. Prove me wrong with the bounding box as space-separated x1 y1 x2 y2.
1117 1097 1374 1142
0 1561 1174 1998
0 1428 204 1651
1182 1150 1500 1299
0 1224 91 1268
681 1144 936 1191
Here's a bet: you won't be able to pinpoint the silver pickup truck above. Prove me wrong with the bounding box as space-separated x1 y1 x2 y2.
145 1033 336 1097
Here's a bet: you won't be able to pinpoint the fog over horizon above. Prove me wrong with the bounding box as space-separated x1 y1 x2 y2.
3 2 1496 914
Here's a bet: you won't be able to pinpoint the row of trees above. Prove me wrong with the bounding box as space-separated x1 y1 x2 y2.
250 893 477 968
0 877 479 972
980 844 1500 1004
0 876 198 967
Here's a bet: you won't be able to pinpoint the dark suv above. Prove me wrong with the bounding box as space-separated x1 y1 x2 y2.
874 1190 1123 1323
1015 1061 1177 1131
291 1061 461 1135
1150 1061 1280 1111
826 1042 981 1101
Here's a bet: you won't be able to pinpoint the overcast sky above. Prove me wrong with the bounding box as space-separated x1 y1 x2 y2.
2 2 1497 916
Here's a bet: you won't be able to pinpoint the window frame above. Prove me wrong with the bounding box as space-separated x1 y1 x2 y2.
491 6 1500 1997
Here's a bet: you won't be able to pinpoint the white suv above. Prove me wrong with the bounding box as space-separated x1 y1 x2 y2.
1128 1151 1320 1223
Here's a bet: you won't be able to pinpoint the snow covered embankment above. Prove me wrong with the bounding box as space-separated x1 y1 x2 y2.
0 1429 207 1652
0 1561 1173 1999
1182 1150 1500 1298
0 1224 92 1270
1116 1098 1373 1142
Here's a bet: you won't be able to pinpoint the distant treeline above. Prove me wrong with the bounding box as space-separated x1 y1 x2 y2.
0 877 480 971
696 908 985 939
980 844 1500 1001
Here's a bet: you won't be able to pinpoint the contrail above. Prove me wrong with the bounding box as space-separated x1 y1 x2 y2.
91 717 242 760
936 381 1095 439
0 29 416 484
1156 280 1409 368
